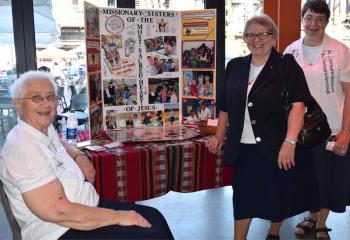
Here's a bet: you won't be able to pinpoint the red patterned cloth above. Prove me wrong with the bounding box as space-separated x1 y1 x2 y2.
89 138 233 202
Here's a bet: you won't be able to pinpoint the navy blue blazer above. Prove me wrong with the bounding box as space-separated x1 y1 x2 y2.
219 48 311 164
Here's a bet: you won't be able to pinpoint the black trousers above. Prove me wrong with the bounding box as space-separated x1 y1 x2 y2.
59 201 174 239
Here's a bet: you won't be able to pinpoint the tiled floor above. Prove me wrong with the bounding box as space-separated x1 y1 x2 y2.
1 187 350 239
1 123 350 240
137 186 350 240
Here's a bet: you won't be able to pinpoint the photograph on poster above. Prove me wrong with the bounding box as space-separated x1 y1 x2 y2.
163 107 180 126
88 53 100 66
106 125 199 143
163 36 177 55
183 22 209 36
160 58 178 73
144 36 164 53
182 40 215 69
117 111 164 129
148 78 179 104
86 7 99 38
86 40 100 72
101 34 123 48
103 79 137 106
101 35 122 70
182 99 214 122
147 55 163 75
90 103 103 139
183 70 213 97
106 110 118 130
88 73 102 106
156 18 169 33
124 37 136 57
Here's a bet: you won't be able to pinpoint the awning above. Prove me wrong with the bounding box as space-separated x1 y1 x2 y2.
0 0 60 46
37 46 77 60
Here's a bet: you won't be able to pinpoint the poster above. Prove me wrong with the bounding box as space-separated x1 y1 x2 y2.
99 8 181 130
181 10 216 125
85 2 103 139
84 5 216 135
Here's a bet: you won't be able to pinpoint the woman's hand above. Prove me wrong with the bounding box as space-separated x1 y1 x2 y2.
205 136 224 154
333 130 350 156
116 210 152 228
75 155 96 184
278 142 296 170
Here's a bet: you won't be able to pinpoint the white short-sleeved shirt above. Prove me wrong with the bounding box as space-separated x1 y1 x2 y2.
0 118 99 240
284 34 350 134
199 107 212 120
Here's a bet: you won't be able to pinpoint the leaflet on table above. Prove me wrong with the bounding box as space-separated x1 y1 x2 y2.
85 145 106 152
106 125 199 143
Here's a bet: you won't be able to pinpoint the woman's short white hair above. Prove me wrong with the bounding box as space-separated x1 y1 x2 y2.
9 70 58 99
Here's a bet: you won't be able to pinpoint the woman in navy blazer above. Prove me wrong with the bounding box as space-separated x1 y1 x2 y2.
206 14 318 240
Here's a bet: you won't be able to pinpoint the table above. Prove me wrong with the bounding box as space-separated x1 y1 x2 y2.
86 136 233 202
0 103 16 115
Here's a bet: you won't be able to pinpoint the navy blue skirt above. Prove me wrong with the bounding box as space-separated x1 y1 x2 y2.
232 144 319 222
311 142 350 212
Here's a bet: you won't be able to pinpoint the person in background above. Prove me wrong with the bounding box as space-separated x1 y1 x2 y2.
169 88 178 103
198 101 212 121
38 66 51 72
206 14 319 240
183 73 191 96
104 81 116 106
161 83 168 103
190 78 198 97
169 109 175 125
186 109 199 124
203 75 213 96
197 75 205 96
284 1 350 239
0 71 174 240
147 56 159 75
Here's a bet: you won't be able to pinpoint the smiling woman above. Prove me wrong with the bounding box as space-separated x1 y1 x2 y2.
206 13 320 240
10 71 58 134
0 70 174 239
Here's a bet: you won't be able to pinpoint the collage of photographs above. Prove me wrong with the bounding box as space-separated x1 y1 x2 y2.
181 41 216 124
98 8 182 133
84 5 216 139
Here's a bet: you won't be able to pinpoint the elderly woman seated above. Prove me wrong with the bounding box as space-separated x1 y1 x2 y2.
0 71 173 240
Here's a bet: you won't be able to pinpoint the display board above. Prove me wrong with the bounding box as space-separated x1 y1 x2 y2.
84 4 216 139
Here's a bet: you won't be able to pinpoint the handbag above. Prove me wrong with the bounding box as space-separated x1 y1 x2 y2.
279 55 331 148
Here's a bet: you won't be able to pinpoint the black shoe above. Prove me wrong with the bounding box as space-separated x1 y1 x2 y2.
266 234 280 240
315 227 332 240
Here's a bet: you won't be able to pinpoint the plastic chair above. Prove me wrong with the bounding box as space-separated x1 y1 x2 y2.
57 87 68 113
0 181 22 240
0 115 13 140
70 93 88 112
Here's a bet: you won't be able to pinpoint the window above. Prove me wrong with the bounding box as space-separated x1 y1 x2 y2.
136 0 204 10
301 0 350 48
225 0 263 64
0 0 18 147
34 0 114 114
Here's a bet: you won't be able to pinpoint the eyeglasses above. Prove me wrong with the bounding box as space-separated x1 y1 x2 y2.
245 32 273 41
22 94 58 103
303 16 327 24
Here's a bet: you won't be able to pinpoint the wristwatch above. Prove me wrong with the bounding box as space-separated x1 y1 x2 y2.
284 138 297 145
